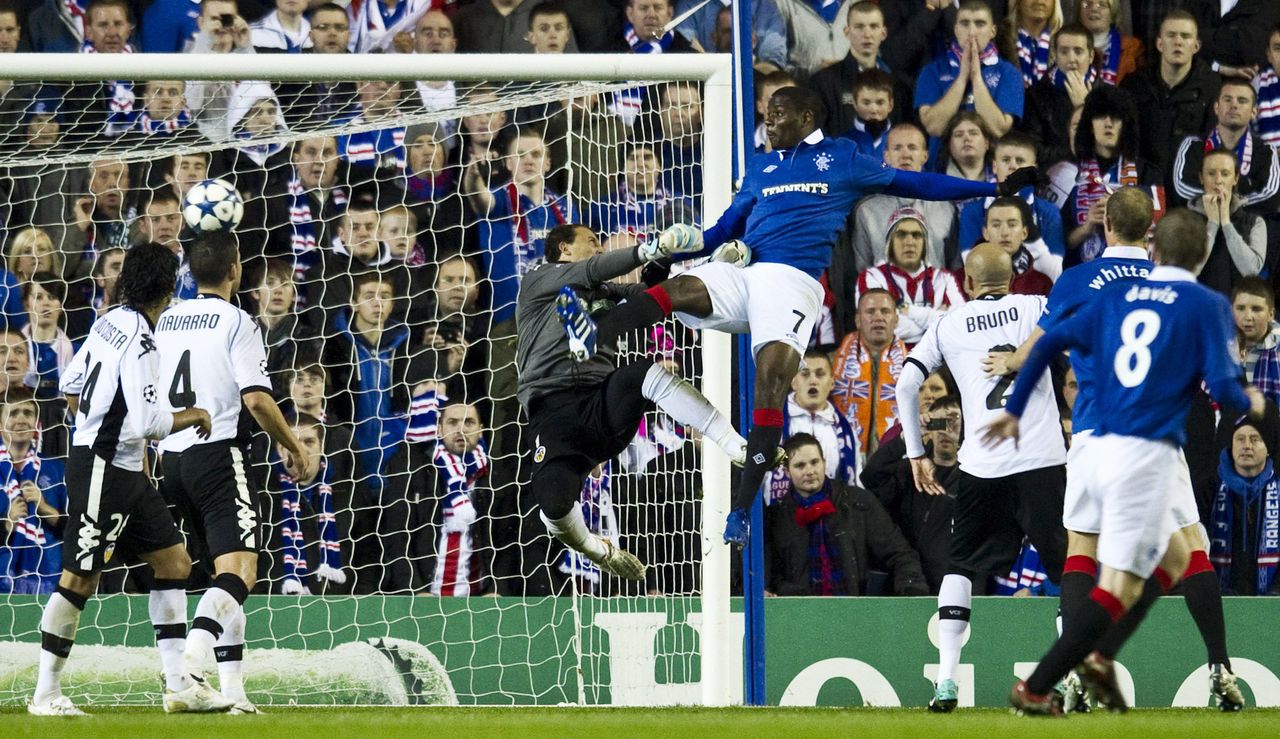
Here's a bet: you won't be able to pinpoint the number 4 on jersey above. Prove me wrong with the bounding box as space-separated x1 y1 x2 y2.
168 349 197 407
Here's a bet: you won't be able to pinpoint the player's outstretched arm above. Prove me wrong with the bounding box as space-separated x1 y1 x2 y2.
895 358 947 496
244 390 314 479
883 166 1037 203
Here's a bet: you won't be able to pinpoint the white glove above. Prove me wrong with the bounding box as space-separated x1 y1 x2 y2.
442 495 477 533
640 223 703 261
314 562 348 586
281 577 310 595
710 240 751 268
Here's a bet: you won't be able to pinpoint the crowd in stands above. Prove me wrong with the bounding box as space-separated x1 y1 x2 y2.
2 0 1280 599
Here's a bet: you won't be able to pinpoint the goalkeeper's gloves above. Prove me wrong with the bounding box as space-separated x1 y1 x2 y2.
281 578 310 595
710 239 752 268
314 563 347 586
997 166 1039 197
640 223 703 262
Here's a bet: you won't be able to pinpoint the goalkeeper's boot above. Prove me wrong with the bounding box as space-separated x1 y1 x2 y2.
1060 670 1092 713
592 537 646 581
228 700 263 715
723 508 750 547
1008 680 1064 717
928 678 958 713
1210 663 1245 712
556 286 597 363
1076 651 1127 713
163 674 235 714
27 694 87 717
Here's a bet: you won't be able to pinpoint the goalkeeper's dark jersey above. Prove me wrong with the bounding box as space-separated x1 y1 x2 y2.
515 247 646 410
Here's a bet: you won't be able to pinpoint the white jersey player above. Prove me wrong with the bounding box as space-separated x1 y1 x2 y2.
895 244 1068 713
28 243 230 716
153 232 311 715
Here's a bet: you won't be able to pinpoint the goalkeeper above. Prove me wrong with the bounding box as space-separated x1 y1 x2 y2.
561 86 1038 546
516 224 746 581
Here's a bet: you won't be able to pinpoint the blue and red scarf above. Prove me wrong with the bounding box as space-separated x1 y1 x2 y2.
1205 128 1255 177
1096 26 1123 86
1259 66 1280 147
623 22 675 54
1016 27 1053 86
794 482 844 596
1048 64 1097 90
277 457 341 587
1212 453 1280 595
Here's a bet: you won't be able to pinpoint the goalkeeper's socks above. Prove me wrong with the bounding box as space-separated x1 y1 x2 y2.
936 575 972 683
1059 554 1098 624
640 362 745 460
1026 587 1126 696
730 409 784 511
215 605 248 703
597 285 673 354
34 587 86 704
150 579 194 693
1180 551 1231 671
1095 576 1163 660
540 507 607 561
184 574 249 677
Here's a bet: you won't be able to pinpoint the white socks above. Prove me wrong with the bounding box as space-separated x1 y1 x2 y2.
34 591 83 704
541 507 607 561
184 586 240 677
214 605 247 703
641 363 745 459
936 574 973 683
149 588 193 692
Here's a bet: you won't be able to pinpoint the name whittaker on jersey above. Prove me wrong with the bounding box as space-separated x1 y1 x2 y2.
157 312 222 332
1088 264 1149 290
761 183 830 197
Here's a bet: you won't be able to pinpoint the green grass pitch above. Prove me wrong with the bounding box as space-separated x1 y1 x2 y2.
0 707 1275 738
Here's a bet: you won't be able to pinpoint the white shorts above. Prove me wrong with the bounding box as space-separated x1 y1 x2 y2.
1064 433 1201 535
673 261 823 357
1079 434 1182 578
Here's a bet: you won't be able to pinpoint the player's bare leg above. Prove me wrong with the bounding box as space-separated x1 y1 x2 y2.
724 341 800 546
183 552 257 713
28 570 97 716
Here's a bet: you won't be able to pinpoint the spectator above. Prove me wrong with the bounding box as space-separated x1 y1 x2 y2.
1260 25 1280 147
1211 419 1280 595
429 401 490 595
250 258 319 378
1077 0 1141 85
970 197 1059 294
20 273 73 405
958 131 1064 256
936 111 994 184
338 79 408 191
352 0 437 54
88 246 124 315
159 151 212 205
27 0 90 53
140 0 201 52
765 350 861 505
1120 10 1220 189
400 122 469 259
831 289 907 454
1062 84 1159 263
646 82 703 202
224 82 291 202
432 254 481 322
916 0 1023 139
1172 80 1280 210
675 0 787 71
808 2 913 137
455 0 545 54
317 198 413 322
611 0 695 54
858 207 966 346
839 69 897 161
116 80 195 139
61 0 137 143
458 86 510 189
0 329 29 398
863 393 960 592
269 413 350 594
276 3 358 127
590 142 690 244
61 158 135 285
880 0 965 80
764 432 928 596
1002 0 1063 87
251 0 311 53
1021 23 1094 167
379 204 423 266
263 135 348 299
1185 0 1280 75
464 128 571 326
133 189 187 289
1189 150 1266 296
526 1 573 53
413 10 460 127
6 228 62 286
1232 277 1280 407
183 0 256 142
0 391 66 595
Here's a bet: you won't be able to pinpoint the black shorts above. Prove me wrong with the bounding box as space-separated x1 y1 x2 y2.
950 465 1068 585
63 446 183 575
526 363 653 478
160 440 260 560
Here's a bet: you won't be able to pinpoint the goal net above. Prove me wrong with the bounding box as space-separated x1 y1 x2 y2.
0 53 735 707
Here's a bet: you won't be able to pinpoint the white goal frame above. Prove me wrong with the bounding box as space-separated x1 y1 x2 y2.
1 51 737 707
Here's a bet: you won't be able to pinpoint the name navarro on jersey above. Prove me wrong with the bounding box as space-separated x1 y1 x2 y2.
93 319 129 350
157 313 223 332
1124 284 1178 304
761 182 830 197
966 306 1019 332
1088 264 1150 290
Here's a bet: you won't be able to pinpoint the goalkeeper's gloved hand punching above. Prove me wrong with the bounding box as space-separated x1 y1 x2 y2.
710 240 751 268
997 166 1039 197
641 223 703 262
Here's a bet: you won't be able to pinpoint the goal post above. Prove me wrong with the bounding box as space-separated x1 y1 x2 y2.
0 52 737 707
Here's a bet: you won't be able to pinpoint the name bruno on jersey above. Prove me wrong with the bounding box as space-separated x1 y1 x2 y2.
965 306 1020 333
156 312 221 332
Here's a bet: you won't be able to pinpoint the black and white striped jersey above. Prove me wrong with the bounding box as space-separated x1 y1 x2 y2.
155 294 272 453
60 307 173 471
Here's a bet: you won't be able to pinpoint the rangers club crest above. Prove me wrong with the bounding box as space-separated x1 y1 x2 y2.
814 153 832 172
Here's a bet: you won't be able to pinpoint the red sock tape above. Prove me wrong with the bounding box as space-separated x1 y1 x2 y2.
1089 587 1126 623
753 408 784 427
1063 555 1098 578
1153 567 1174 593
645 285 673 316
1183 550 1214 578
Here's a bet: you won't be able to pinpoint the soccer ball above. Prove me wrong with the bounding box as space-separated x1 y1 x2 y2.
182 178 244 233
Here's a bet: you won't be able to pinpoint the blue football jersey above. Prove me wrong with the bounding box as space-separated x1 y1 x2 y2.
1038 247 1152 433
702 131 896 278
1010 267 1248 445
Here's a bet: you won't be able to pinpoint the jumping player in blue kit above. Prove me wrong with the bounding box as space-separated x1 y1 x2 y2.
559 86 1038 545
981 209 1266 716
985 188 1246 712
